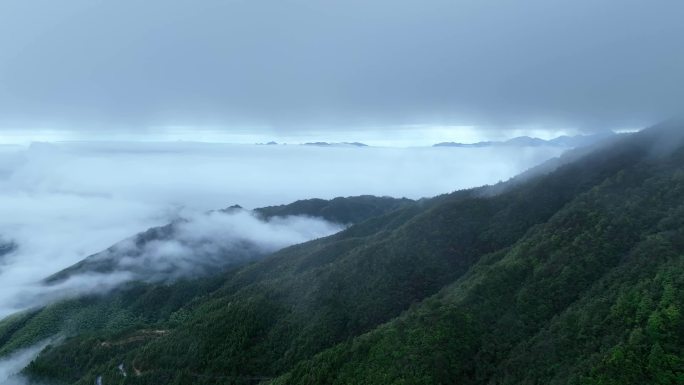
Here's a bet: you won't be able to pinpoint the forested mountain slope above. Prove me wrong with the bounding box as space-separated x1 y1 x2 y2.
2 123 683 384
254 195 414 224
276 124 684 385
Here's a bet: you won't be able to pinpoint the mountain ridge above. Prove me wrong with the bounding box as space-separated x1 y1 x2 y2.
434 131 616 148
1 124 682 384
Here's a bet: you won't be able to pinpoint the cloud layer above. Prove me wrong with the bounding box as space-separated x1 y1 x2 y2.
0 141 564 317
0 0 681 131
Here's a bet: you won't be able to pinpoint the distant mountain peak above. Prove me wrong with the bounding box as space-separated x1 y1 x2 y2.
433 131 616 148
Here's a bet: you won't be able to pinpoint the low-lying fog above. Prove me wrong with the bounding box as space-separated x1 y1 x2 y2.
0 141 565 317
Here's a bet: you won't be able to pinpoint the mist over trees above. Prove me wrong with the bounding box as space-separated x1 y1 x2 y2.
0 124 680 384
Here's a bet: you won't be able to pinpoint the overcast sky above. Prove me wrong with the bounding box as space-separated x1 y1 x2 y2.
0 0 682 141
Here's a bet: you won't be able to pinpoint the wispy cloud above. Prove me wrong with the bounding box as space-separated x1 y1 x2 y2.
1 209 343 318
0 340 53 385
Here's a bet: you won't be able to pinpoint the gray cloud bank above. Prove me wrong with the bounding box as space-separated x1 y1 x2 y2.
0 0 682 132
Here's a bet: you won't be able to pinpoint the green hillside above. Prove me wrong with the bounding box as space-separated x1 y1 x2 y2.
275 126 684 385
2 123 683 384
254 195 414 224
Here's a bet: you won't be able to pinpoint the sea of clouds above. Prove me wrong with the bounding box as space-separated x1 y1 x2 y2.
0 142 564 314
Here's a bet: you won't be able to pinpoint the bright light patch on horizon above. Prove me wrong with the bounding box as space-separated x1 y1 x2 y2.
0 125 595 147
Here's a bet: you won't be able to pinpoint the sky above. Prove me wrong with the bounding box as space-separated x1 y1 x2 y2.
0 0 682 143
